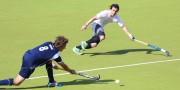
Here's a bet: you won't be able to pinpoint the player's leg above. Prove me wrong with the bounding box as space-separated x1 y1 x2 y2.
0 78 14 86
46 61 62 87
15 65 35 86
12 51 34 86
13 75 26 86
72 46 83 55
85 35 101 48
81 23 105 49
72 23 104 55
87 35 105 48
46 61 55 83
0 66 36 86
73 35 101 54
82 30 105 50
0 65 32 86
0 52 33 86
0 75 25 86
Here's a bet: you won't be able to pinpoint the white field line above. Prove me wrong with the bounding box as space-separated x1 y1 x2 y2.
27 58 180 80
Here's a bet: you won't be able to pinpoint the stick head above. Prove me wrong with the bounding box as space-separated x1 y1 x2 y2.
94 74 100 81
165 51 170 56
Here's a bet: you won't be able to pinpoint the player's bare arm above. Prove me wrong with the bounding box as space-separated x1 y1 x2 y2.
81 16 98 31
51 61 59 70
121 25 135 40
58 61 76 74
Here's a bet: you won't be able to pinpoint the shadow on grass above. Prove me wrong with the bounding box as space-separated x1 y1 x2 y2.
83 49 162 56
0 79 114 89
61 79 113 86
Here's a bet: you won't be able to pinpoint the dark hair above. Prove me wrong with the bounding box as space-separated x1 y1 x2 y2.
110 4 119 11
54 35 68 48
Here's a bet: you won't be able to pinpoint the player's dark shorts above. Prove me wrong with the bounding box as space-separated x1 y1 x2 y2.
91 22 105 37
19 50 36 78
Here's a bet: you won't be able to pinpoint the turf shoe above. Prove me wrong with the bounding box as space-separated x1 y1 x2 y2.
47 81 62 88
72 47 83 55
81 41 88 50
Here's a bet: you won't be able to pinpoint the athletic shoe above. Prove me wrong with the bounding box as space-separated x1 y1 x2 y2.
81 41 88 50
47 81 62 88
72 47 83 55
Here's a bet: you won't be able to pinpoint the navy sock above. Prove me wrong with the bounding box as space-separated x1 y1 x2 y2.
0 78 13 85
46 64 55 83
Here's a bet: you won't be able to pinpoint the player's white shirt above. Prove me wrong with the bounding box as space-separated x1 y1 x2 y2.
93 10 124 28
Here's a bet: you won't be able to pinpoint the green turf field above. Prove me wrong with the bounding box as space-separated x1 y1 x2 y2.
0 0 180 90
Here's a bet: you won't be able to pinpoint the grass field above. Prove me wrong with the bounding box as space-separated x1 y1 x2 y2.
0 0 180 90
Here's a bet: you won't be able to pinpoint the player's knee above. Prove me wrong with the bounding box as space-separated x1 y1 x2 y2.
13 81 22 86
99 35 105 41
91 43 98 48
13 75 25 86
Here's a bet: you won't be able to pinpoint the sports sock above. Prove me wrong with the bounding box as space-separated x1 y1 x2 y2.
46 64 55 83
0 78 13 85
76 45 82 50
86 38 94 44
85 43 92 49
85 35 100 49
87 35 100 44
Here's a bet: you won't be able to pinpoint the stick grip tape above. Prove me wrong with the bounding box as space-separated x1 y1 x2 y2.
148 44 161 51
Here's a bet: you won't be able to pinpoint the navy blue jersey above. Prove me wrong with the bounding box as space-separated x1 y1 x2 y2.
19 42 63 78
24 42 62 68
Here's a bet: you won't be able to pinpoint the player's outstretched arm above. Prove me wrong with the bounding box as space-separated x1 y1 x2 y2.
52 61 59 70
58 61 76 74
81 16 98 31
121 25 135 41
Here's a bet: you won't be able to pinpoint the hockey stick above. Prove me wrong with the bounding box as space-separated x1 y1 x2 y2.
134 39 170 56
57 67 100 80
76 72 100 80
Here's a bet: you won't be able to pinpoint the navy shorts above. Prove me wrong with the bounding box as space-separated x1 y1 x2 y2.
19 51 36 78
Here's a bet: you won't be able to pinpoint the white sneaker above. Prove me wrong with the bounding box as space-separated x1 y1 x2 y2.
72 47 83 55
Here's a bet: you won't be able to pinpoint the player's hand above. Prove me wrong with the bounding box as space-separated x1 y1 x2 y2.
69 69 76 74
130 35 135 41
52 65 59 70
81 25 87 31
